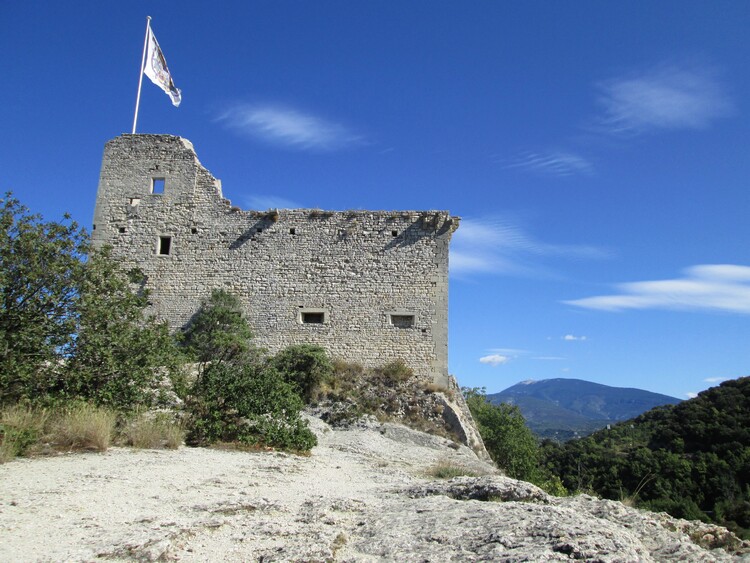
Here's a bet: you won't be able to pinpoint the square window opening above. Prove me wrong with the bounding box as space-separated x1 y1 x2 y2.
158 235 172 255
118 226 126 234
301 312 325 324
390 314 415 328
289 228 296 235
391 230 398 237
129 197 141 206
152 178 165 194
191 227 198 234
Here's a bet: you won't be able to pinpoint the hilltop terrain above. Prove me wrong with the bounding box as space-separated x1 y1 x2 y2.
488 378 681 440
542 376 750 538
1 413 746 561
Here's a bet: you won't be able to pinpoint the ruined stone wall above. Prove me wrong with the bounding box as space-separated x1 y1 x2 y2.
92 135 459 384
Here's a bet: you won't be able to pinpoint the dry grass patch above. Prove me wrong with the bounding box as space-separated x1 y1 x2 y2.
50 403 116 452
426 459 482 479
119 412 184 449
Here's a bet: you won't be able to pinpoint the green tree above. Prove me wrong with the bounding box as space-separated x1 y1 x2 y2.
464 387 541 481
64 248 184 409
181 289 254 367
271 344 333 402
0 193 88 404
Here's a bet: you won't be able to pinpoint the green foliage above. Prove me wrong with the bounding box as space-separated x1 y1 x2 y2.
181 289 254 366
541 376 750 536
464 387 541 481
186 361 316 451
271 344 333 401
0 193 88 404
63 248 184 410
0 404 49 460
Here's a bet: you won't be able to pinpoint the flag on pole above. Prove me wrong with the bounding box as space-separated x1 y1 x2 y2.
143 26 181 107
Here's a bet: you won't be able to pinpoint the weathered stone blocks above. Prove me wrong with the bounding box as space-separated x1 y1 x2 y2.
92 134 459 384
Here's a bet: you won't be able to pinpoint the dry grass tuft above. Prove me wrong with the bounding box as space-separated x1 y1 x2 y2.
425 459 481 479
120 412 184 449
50 403 116 452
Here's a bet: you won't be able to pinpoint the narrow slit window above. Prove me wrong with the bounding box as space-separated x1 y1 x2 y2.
158 236 172 255
390 314 415 328
152 178 165 194
301 312 324 324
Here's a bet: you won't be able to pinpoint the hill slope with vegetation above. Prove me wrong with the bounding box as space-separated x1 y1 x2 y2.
488 378 681 440
541 377 750 537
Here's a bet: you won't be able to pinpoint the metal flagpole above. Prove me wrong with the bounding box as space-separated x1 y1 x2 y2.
131 16 152 134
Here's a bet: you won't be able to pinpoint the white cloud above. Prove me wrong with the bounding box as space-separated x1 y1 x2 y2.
686 392 698 399
450 217 607 276
243 195 301 210
532 356 566 361
216 104 363 150
562 334 587 341
503 150 594 177
704 377 727 383
479 354 510 366
565 264 750 314
596 62 733 135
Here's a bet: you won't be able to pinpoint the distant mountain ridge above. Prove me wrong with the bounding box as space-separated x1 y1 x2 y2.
487 378 681 441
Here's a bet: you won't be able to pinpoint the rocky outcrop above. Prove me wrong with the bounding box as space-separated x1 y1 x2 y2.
0 415 746 561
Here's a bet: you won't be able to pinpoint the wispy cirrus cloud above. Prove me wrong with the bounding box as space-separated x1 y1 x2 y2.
565 265 750 314
562 334 587 341
704 377 728 384
243 195 301 210
595 62 734 135
450 217 607 276
502 150 594 177
216 103 363 151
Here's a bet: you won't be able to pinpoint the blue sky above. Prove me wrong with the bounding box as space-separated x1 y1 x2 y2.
3 1 749 399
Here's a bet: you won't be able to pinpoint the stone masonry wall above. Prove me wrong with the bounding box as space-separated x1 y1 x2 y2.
92 135 459 385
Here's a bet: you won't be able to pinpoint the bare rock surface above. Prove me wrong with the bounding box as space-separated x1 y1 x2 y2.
1 415 747 562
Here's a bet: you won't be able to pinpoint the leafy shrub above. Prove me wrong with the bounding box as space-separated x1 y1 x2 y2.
187 362 316 452
50 402 116 452
463 387 540 482
0 404 49 461
181 289 254 366
119 412 184 449
272 344 333 402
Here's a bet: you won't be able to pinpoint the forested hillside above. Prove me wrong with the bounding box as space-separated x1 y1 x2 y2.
541 376 750 537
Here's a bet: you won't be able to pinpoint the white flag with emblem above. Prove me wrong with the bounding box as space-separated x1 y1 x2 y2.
143 26 181 107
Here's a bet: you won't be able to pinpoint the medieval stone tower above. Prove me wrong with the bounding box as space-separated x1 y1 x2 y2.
92 134 459 385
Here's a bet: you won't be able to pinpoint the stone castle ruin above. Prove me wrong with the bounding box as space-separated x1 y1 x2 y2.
92 134 459 386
